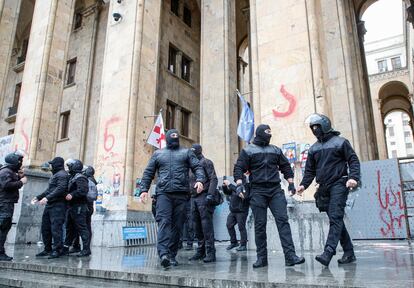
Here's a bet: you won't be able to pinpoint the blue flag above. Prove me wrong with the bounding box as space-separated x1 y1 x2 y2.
237 91 254 143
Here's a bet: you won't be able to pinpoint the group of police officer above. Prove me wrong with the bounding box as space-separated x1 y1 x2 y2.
0 155 97 261
0 112 359 269
140 113 360 269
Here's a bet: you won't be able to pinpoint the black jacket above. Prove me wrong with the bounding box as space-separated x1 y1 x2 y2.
222 182 249 213
36 169 69 205
141 147 206 195
190 156 218 197
300 133 360 189
234 144 293 185
0 167 23 203
67 173 89 205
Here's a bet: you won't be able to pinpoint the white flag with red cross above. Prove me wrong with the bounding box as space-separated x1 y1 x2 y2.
147 113 166 149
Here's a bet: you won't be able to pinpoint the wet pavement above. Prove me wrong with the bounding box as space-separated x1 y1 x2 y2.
0 240 413 287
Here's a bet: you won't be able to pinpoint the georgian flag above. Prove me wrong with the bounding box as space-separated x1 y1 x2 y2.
147 113 166 149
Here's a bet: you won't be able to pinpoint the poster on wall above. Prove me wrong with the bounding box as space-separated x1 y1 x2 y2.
299 143 311 176
0 135 14 164
282 142 297 164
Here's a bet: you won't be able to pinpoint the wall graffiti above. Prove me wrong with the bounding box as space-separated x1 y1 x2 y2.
14 118 29 155
96 116 123 199
272 85 297 118
376 170 407 238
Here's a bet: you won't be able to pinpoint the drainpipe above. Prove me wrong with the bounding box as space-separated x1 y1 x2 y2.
123 0 145 196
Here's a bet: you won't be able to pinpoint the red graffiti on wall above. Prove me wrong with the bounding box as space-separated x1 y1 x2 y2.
377 170 407 238
103 116 120 152
272 85 297 118
14 118 29 154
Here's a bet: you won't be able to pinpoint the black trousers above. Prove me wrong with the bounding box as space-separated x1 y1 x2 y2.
64 204 91 252
182 199 194 245
325 180 353 254
250 185 296 260
41 202 66 252
155 193 187 259
226 211 248 246
73 202 93 249
0 203 14 254
192 193 215 254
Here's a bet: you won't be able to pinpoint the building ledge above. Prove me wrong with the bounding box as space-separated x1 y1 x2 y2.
56 137 69 143
368 68 409 82
166 70 195 89
13 62 25 73
4 114 16 123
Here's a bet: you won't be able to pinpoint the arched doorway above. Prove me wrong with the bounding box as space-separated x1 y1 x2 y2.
356 0 414 159
378 80 414 158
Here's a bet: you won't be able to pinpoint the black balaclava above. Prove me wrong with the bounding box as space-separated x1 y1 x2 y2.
48 157 65 174
311 124 324 139
253 124 272 146
191 144 203 160
4 153 23 172
67 159 84 176
166 129 180 149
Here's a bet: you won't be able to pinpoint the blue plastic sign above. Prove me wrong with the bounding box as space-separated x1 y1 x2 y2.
122 226 147 240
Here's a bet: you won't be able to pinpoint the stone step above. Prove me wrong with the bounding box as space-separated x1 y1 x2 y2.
0 260 343 288
0 267 177 288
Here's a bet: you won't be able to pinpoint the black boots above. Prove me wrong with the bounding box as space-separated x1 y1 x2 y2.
236 245 247 252
226 243 238 250
77 250 91 257
35 250 51 257
170 257 179 266
48 251 60 259
315 251 334 266
285 255 305 267
252 258 268 268
203 248 216 263
0 253 13 261
338 253 356 265
189 250 205 261
160 255 171 268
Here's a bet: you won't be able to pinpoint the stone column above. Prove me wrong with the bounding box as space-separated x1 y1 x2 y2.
249 0 318 146
200 0 238 176
13 0 74 166
0 0 21 120
94 0 162 205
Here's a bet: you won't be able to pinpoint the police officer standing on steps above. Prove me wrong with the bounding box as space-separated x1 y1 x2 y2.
297 114 360 266
188 144 218 263
140 129 205 268
222 172 250 252
234 124 305 268
70 166 97 254
62 159 91 257
0 152 27 261
32 157 68 259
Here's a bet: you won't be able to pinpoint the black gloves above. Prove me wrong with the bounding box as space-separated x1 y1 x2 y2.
206 194 215 205
288 183 296 195
236 183 245 197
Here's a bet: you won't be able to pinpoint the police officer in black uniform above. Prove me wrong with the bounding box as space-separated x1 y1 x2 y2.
222 173 249 251
234 124 305 268
188 144 218 263
0 152 27 261
33 157 68 258
140 129 205 268
62 159 91 257
297 114 360 266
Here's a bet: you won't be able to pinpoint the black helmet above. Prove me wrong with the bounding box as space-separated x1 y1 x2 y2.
83 166 95 177
307 113 333 134
66 159 83 174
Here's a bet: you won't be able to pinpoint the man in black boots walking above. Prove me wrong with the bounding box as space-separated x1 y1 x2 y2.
234 124 305 268
297 114 360 266
140 129 205 268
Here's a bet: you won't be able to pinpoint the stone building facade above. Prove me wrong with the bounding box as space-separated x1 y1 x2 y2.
1 0 414 246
